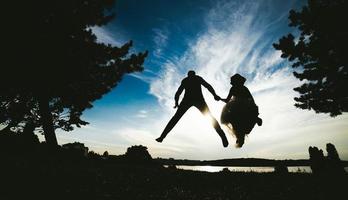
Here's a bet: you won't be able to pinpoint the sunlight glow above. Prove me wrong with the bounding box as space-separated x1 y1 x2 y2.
57 0 348 161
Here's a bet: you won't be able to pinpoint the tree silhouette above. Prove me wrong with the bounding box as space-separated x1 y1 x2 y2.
103 151 109 157
326 143 340 161
273 0 348 116
125 145 152 162
308 146 325 174
309 144 345 175
1 1 147 146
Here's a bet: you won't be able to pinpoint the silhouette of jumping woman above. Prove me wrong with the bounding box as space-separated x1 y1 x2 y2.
220 73 262 147
156 70 229 147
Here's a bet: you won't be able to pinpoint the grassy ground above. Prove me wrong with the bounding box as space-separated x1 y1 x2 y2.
1 157 347 200
0 134 346 200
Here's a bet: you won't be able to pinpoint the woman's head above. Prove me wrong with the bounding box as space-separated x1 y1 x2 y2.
230 73 246 86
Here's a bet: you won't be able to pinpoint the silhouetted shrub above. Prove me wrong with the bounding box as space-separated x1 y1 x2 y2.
309 143 346 175
62 142 89 157
167 164 178 170
274 164 288 174
101 151 110 160
124 145 152 164
326 143 345 174
221 167 231 173
103 151 109 157
309 146 325 174
326 143 340 161
87 151 102 160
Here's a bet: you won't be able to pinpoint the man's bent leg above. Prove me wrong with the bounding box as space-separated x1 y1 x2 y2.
156 103 191 142
196 102 229 147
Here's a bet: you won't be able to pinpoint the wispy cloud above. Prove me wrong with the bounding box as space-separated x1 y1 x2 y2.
92 26 159 84
128 72 155 84
147 0 348 160
135 110 148 118
91 26 123 46
58 1 348 160
152 28 169 58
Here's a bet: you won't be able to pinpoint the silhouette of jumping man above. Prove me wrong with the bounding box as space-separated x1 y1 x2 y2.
156 70 229 147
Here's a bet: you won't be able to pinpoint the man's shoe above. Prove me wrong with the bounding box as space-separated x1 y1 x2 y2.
222 137 229 147
156 137 163 143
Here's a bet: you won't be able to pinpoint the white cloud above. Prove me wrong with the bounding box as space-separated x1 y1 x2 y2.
135 110 148 118
57 1 348 161
152 28 169 58
91 26 123 46
147 0 348 160
128 72 155 84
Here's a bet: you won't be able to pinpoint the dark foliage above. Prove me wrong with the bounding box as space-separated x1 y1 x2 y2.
308 146 325 174
274 164 289 174
325 143 345 174
273 0 348 116
0 133 346 200
1 0 148 146
308 143 345 175
1 143 347 200
125 145 153 163
103 151 109 157
62 142 89 157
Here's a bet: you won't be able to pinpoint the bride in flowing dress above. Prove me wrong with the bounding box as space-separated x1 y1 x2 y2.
220 74 262 147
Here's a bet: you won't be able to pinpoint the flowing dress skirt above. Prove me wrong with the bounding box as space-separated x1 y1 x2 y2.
220 98 259 147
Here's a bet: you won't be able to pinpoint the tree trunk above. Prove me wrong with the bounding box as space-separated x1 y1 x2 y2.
38 95 58 146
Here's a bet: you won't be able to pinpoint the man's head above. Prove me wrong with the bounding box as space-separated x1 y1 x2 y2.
188 70 196 77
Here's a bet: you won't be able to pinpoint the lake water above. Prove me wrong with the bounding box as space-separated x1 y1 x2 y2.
165 165 313 173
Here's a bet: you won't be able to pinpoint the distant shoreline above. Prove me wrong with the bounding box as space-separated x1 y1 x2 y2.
156 158 348 167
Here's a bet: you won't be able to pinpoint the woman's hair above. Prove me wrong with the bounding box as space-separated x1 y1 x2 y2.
230 73 246 85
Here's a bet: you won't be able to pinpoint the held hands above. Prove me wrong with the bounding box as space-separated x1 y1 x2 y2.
214 94 221 101
214 94 228 103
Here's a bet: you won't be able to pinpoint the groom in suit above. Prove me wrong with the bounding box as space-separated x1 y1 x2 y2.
156 70 229 147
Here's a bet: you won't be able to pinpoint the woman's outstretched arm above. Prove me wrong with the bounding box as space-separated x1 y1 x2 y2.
221 87 234 103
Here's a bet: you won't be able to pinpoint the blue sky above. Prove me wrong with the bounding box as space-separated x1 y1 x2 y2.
53 0 348 160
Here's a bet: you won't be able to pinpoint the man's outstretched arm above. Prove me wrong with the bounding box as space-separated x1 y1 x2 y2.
174 81 185 108
200 77 220 100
